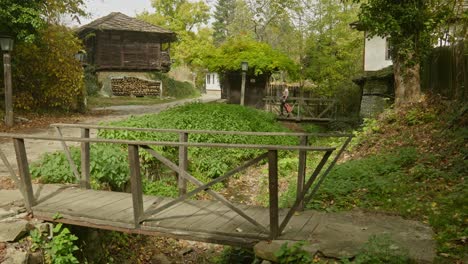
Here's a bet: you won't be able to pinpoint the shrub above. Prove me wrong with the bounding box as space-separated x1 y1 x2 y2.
100 103 296 179
30 223 80 264
30 144 129 191
150 72 199 98
12 25 84 111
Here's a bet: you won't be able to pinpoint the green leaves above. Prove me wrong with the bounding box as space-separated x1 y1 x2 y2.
29 223 79 264
100 103 296 179
203 35 298 76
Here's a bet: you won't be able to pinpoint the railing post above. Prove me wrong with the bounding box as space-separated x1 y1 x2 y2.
268 149 279 239
178 132 188 196
128 144 143 228
297 136 308 211
13 138 35 212
81 128 90 189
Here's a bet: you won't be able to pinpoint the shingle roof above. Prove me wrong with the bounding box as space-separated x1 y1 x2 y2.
77 12 175 36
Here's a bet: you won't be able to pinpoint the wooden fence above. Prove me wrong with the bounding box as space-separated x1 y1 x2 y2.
0 124 352 239
421 42 467 101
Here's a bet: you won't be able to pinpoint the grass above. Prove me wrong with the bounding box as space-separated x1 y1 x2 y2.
87 96 186 108
298 97 467 262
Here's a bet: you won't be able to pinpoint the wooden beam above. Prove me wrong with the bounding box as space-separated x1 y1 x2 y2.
279 150 332 234
296 136 308 211
178 132 188 196
142 147 270 234
128 144 143 228
80 128 91 189
55 127 81 182
268 150 279 239
50 123 352 138
0 134 337 152
13 138 35 211
0 147 22 193
142 150 268 220
304 136 353 204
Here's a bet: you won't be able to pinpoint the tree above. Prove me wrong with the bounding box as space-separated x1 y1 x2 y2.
13 25 84 111
303 0 363 94
204 35 298 76
0 0 85 41
243 0 300 41
212 0 237 45
354 0 464 106
139 0 209 33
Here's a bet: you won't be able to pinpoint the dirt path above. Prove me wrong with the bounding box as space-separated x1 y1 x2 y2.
0 93 221 184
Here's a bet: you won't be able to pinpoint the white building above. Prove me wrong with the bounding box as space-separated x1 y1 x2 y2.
364 35 393 71
205 72 221 92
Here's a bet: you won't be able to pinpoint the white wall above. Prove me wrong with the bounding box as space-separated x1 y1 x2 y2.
365 35 393 71
206 72 221 91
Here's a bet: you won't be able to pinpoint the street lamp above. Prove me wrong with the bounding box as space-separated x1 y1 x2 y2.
0 35 14 127
240 61 248 106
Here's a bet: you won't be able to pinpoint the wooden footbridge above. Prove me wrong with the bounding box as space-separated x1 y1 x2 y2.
264 96 338 122
0 124 351 246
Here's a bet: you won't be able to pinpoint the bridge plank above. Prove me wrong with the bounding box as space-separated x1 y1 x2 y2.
160 199 214 229
110 196 161 223
179 201 227 231
94 196 165 220
34 188 96 208
36 190 111 215
29 185 323 246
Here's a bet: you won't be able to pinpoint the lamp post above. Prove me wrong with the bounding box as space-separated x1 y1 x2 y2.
240 61 248 106
0 35 14 127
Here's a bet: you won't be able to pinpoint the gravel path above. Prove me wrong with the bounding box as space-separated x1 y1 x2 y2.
0 93 221 180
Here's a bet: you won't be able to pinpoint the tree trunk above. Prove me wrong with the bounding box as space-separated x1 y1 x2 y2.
394 54 422 107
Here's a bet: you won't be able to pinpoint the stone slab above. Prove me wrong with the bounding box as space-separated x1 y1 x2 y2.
256 210 435 264
0 220 29 242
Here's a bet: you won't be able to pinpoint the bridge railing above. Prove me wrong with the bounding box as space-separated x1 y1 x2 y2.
0 124 352 239
264 96 338 121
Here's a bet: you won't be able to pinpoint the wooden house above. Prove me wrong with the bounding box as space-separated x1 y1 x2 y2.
221 72 269 108
76 12 176 96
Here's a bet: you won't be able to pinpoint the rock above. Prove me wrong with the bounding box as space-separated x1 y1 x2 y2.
151 253 171 264
179 247 193 256
0 220 29 242
255 210 436 264
254 240 319 263
27 251 44 264
0 208 15 220
3 246 27 264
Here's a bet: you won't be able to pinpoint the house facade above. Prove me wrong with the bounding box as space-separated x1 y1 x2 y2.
76 12 176 96
364 35 393 71
205 72 221 94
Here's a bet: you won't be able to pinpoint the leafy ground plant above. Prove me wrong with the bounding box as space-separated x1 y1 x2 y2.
306 97 467 262
275 241 312 264
30 223 79 264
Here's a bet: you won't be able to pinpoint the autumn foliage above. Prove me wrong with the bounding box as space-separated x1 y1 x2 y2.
12 25 84 111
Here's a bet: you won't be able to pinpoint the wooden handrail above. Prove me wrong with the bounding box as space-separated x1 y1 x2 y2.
0 133 336 151
2 125 352 239
50 123 351 138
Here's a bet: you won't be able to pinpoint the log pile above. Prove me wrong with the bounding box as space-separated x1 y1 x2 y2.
111 77 161 96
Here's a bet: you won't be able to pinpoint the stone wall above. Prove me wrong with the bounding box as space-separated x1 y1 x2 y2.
353 66 394 118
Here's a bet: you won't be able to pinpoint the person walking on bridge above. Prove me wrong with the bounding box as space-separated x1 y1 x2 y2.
280 87 289 116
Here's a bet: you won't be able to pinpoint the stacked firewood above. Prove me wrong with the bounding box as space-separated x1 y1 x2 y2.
111 77 161 96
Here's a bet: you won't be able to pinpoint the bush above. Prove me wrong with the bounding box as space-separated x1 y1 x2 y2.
12 25 84 111
100 103 296 179
30 144 129 191
150 72 199 98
